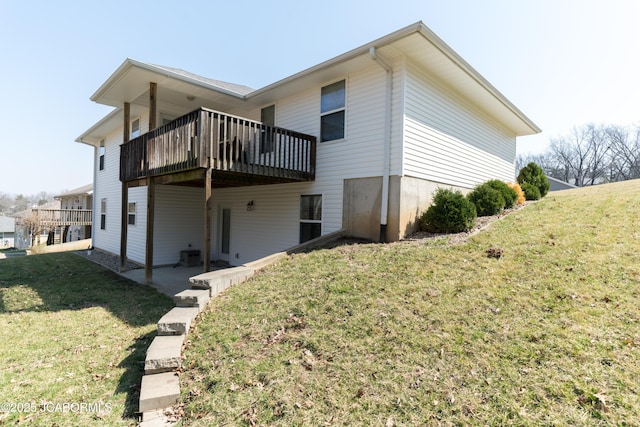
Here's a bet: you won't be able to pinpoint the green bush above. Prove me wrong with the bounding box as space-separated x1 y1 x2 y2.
420 188 477 233
520 182 542 200
517 162 550 198
485 179 518 209
467 184 505 216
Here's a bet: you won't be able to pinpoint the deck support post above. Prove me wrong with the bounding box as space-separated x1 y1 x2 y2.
203 167 212 273
149 82 157 131
145 177 155 285
120 183 128 272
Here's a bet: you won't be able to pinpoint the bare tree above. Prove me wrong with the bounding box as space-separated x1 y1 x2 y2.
606 124 640 181
547 124 611 186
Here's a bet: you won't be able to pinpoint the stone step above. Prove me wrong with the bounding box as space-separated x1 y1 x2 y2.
190 266 255 297
145 335 185 374
139 372 180 413
173 289 210 312
157 307 200 336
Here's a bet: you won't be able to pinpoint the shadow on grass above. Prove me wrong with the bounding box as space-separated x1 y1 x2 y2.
116 330 157 418
0 252 175 419
0 252 173 327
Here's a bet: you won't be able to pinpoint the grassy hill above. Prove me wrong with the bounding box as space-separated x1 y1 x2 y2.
180 180 640 426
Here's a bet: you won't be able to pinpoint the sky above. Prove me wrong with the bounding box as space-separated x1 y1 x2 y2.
0 0 638 195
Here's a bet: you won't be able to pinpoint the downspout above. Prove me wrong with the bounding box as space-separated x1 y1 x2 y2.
369 46 392 243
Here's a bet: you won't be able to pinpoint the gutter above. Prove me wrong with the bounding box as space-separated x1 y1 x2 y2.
368 47 393 243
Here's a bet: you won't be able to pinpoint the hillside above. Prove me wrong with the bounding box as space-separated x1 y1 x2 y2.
179 180 640 425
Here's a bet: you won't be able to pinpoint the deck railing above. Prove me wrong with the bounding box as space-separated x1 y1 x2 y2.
34 209 93 226
120 108 316 183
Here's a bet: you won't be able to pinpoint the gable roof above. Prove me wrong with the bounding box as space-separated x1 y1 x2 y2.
54 184 93 199
78 21 540 145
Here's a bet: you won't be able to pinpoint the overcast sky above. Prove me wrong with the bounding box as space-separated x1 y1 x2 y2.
1 0 638 195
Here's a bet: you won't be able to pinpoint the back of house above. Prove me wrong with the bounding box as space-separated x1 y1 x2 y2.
77 21 539 276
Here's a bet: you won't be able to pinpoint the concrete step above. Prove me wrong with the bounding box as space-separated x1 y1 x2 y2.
173 289 210 312
157 307 200 336
139 372 180 413
190 266 255 297
145 335 185 374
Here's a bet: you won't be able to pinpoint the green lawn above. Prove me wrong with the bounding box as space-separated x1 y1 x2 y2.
0 253 174 426
180 179 640 426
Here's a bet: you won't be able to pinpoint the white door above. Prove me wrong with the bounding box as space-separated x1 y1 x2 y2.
219 207 231 262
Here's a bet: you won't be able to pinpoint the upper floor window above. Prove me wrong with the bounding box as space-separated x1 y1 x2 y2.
320 80 345 142
260 105 275 153
131 118 140 139
99 139 105 171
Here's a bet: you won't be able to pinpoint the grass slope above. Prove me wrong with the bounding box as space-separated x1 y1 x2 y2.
0 253 174 426
180 180 640 426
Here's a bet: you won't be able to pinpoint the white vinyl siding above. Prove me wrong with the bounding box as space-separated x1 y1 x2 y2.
92 112 150 257
403 60 517 188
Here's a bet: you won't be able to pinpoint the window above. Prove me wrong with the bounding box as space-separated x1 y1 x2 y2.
260 105 275 153
320 80 345 142
100 198 107 230
300 195 322 243
128 202 136 225
131 118 140 139
99 139 105 170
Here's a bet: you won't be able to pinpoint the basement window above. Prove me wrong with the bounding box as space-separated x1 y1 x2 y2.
300 195 322 243
100 198 107 230
128 202 136 226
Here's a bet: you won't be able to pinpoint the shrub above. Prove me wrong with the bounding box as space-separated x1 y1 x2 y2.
520 182 541 200
485 179 518 209
507 182 526 205
467 184 505 216
517 162 550 198
420 188 476 233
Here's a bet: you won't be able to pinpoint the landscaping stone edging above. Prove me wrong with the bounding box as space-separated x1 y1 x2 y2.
138 231 346 426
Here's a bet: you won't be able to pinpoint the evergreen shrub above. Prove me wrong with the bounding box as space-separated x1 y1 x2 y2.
517 162 550 198
467 184 505 216
420 188 477 233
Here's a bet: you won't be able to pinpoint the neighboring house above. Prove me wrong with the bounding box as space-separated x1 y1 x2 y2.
0 215 15 247
76 21 540 282
54 184 93 242
547 176 577 192
13 200 61 249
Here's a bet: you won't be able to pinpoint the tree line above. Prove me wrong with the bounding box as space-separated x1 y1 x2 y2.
517 123 640 187
0 192 55 216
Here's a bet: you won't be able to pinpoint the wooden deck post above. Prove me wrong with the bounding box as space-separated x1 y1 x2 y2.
203 167 212 272
145 177 155 284
120 102 131 272
149 82 157 131
120 183 128 271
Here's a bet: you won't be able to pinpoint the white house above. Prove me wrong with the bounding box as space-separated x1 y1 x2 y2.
54 184 93 242
0 215 15 247
77 22 540 283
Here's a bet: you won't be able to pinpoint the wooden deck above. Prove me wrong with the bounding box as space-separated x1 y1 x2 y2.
33 209 93 226
120 108 316 186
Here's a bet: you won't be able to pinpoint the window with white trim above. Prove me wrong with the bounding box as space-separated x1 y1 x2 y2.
260 105 275 153
99 139 105 171
128 202 136 226
300 195 322 243
320 80 345 142
100 198 107 230
131 118 140 139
